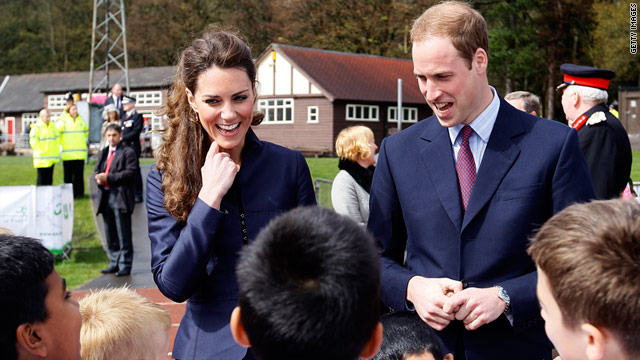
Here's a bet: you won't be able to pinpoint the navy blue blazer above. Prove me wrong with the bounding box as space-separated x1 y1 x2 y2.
368 97 595 360
147 130 317 359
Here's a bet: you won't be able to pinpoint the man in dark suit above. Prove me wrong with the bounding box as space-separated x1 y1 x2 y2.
103 83 124 118
95 124 138 276
367 2 595 359
120 95 144 203
558 63 632 199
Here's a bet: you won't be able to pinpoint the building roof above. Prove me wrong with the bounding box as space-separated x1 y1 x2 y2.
264 44 424 104
0 66 175 113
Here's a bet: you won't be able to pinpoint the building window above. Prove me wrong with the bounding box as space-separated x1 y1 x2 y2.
307 106 319 123
346 104 379 122
388 107 418 123
22 113 38 133
48 95 67 109
258 98 294 123
131 91 162 106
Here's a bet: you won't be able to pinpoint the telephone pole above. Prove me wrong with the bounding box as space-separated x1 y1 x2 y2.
88 0 130 100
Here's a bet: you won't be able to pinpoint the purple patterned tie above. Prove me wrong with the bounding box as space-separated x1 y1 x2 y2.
456 125 476 212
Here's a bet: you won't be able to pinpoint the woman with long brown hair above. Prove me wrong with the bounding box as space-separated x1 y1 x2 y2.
146 28 316 359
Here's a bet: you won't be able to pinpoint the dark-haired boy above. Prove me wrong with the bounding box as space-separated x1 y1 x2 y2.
230 206 383 360
528 199 640 360
373 311 453 360
0 234 82 360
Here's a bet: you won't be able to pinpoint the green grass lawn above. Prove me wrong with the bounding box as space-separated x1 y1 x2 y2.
305 157 339 182
632 151 640 182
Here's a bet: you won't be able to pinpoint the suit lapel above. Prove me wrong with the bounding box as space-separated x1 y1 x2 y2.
462 101 524 230
419 118 463 231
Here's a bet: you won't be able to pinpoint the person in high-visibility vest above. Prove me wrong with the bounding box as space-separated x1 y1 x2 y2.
29 108 60 185
57 103 88 198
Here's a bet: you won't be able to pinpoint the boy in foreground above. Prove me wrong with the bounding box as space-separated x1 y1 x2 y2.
528 199 640 360
0 234 82 360
230 206 383 360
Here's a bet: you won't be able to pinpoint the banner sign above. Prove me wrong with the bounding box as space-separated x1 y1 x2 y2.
0 184 73 253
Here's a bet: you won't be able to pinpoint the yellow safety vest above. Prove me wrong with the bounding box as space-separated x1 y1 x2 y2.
57 113 88 161
29 120 60 168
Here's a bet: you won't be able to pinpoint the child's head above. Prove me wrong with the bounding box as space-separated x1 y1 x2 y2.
231 206 383 360
529 199 640 360
372 312 452 360
79 287 171 360
0 234 82 360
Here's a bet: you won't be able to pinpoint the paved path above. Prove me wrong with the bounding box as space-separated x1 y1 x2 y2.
72 164 185 359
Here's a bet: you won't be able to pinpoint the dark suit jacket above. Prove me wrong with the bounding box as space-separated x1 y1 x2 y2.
104 94 124 119
94 144 138 214
577 103 632 199
368 97 595 360
121 110 144 156
146 129 317 359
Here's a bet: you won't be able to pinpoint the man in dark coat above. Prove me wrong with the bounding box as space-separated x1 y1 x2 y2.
103 83 124 118
558 63 632 199
120 95 144 203
94 123 138 276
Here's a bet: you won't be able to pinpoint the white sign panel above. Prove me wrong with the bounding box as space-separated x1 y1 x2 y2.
0 184 73 253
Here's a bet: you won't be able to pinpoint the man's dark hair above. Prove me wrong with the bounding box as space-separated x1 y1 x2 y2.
105 123 122 133
0 235 54 359
372 312 445 360
236 206 381 360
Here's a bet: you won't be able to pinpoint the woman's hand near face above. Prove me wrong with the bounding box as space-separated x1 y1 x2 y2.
198 141 239 210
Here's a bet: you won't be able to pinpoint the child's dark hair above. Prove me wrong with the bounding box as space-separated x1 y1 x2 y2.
0 235 54 360
373 311 445 360
236 206 381 360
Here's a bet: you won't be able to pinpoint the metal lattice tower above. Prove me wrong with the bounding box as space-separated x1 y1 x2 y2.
88 0 130 100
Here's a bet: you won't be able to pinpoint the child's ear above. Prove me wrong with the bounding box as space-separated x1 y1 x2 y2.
581 323 605 360
15 323 47 356
443 353 454 360
230 306 251 348
360 322 383 359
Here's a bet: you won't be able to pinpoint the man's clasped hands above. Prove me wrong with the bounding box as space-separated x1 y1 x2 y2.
407 276 507 331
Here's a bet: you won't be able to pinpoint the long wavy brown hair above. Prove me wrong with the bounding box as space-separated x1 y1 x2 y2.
155 27 264 222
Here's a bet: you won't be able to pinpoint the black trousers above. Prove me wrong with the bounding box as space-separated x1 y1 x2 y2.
63 160 85 198
101 190 133 272
36 165 54 185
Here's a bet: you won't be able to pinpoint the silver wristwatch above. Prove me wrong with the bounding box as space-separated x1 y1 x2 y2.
496 285 511 313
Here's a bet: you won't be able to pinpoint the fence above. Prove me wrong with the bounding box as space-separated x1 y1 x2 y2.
0 134 30 148
314 178 333 209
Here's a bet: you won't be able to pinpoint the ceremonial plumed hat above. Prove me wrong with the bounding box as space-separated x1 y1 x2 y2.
122 95 136 104
557 63 615 91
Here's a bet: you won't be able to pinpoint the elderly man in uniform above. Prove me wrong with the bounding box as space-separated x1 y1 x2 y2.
120 95 144 203
558 63 632 200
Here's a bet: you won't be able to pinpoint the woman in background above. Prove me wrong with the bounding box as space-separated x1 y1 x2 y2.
100 104 121 149
331 125 377 225
146 28 316 359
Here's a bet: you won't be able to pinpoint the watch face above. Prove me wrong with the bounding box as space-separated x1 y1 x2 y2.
499 288 507 298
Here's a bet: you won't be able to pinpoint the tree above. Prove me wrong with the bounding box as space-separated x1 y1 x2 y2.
589 0 640 89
